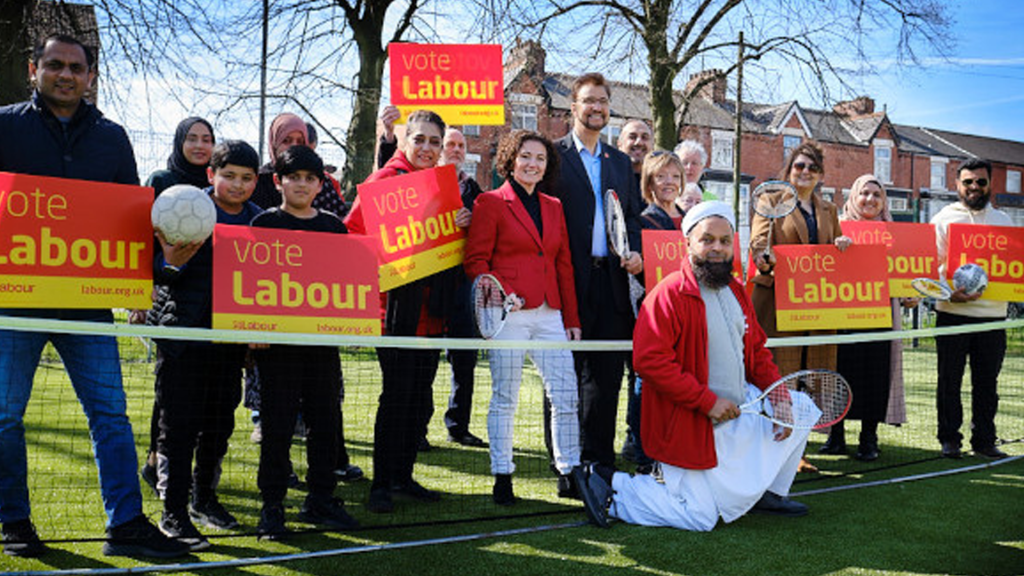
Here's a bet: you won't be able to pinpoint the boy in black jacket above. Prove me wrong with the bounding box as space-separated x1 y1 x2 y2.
150 140 263 550
252 145 358 539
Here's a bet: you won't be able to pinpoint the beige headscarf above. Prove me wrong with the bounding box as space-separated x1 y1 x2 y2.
268 113 308 163
841 174 892 222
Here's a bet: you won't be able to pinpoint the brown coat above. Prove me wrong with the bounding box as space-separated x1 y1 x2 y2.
749 191 841 374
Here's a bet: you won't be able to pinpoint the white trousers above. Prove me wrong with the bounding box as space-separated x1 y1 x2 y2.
609 384 817 531
487 304 580 475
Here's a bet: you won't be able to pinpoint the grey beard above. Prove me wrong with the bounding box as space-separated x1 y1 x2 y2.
693 257 734 289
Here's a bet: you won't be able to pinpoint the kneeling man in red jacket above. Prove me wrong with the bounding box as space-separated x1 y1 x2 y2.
577 201 815 531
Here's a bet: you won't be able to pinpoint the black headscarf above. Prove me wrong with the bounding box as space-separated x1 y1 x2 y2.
167 117 215 188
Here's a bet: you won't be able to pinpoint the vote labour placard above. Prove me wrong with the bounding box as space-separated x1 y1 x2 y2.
774 244 891 331
0 172 152 309
642 230 744 290
211 224 380 336
947 223 1024 302
389 43 504 126
356 164 465 292
642 230 687 289
840 221 937 297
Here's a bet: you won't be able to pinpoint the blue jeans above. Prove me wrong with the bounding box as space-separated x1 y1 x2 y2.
0 329 143 528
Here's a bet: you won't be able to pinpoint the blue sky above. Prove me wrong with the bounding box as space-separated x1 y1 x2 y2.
854 0 1024 142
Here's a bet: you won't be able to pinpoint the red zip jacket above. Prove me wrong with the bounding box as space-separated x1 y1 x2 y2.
634 256 782 470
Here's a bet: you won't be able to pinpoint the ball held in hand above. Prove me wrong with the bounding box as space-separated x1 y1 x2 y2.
151 185 217 244
952 262 988 296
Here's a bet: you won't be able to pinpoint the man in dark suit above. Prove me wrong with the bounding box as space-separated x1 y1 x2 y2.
552 73 643 479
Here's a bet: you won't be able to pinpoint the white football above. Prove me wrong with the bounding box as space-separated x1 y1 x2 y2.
953 262 988 296
151 185 217 244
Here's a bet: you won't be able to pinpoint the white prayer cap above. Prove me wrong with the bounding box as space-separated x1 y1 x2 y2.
682 200 735 236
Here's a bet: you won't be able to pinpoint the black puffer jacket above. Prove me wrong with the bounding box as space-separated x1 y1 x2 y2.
0 92 138 321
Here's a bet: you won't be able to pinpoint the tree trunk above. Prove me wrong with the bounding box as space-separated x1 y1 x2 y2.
0 0 31 106
644 2 678 150
340 26 386 198
648 53 678 151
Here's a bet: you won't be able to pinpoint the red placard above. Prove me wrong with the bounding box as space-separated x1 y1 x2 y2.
0 171 152 308
356 164 465 291
211 224 380 335
642 230 687 288
947 223 1024 302
774 244 891 331
642 230 744 289
389 43 504 126
840 221 937 297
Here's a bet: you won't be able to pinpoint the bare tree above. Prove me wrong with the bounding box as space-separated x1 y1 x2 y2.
488 0 953 149
92 0 448 195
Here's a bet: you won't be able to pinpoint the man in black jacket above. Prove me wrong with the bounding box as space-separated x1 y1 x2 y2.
0 34 187 559
554 73 643 483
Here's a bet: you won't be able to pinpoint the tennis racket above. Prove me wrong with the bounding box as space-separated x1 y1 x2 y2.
911 277 953 301
730 369 852 430
471 273 518 339
604 189 629 259
751 180 798 260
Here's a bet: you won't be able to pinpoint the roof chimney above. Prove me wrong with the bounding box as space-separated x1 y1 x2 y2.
833 96 876 118
505 40 546 78
685 69 727 104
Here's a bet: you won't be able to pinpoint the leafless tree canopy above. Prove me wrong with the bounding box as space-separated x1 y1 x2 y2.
481 0 953 149
92 0 466 193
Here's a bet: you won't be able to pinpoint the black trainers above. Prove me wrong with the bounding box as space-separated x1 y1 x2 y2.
751 491 809 517
190 496 240 530
334 463 365 482
2 519 48 557
256 503 289 541
159 509 211 551
557 473 580 500
493 474 517 506
140 463 160 498
392 479 441 502
573 465 613 528
104 514 190 558
367 487 394 514
298 495 359 530
448 431 488 447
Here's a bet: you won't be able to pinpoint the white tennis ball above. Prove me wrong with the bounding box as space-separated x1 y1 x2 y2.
953 262 988 296
151 185 217 244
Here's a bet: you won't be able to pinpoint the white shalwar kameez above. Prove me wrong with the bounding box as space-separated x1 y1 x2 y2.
608 284 820 531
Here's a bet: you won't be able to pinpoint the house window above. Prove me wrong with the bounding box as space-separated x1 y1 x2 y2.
511 104 537 131
462 125 480 137
930 161 947 190
1008 170 1021 193
783 135 801 162
463 153 481 182
601 124 621 146
874 146 892 184
711 131 734 170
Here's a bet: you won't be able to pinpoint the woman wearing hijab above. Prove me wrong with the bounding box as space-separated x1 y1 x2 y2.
249 113 348 217
826 175 917 461
140 117 216 496
145 117 215 195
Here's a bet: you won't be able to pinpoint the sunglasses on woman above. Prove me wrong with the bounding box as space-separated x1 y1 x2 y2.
792 161 821 173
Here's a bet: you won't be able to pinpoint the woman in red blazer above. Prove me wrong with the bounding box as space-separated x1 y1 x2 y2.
464 130 582 506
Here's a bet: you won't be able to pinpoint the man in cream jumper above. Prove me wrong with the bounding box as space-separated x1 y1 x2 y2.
574 202 819 531
931 158 1013 460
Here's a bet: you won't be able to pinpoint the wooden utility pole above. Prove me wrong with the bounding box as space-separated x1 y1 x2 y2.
258 0 269 165
732 30 744 225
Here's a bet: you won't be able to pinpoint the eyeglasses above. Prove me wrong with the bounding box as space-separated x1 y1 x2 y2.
792 162 821 173
960 178 989 187
649 150 677 158
577 97 609 107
